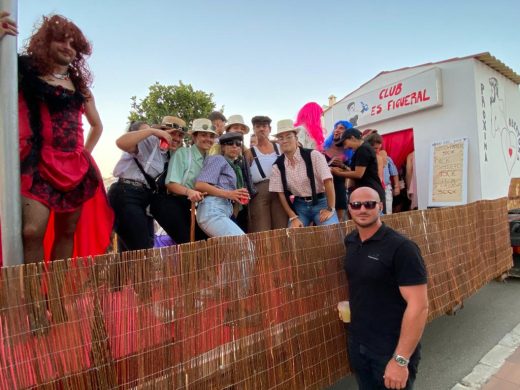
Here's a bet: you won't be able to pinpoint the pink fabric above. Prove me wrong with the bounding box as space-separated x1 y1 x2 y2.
381 128 414 169
294 102 325 150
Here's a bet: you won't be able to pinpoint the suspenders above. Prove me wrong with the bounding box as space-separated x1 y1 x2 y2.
251 142 280 179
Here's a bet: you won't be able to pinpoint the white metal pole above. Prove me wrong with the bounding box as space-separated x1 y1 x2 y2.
0 0 23 266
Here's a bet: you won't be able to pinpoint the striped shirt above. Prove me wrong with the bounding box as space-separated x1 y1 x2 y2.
196 155 237 190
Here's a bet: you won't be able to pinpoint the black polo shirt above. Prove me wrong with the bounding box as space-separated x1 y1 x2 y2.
344 223 427 356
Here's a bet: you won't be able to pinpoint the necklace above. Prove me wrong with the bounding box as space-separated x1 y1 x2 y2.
52 72 70 81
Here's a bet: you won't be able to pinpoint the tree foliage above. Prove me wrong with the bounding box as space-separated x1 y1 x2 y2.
128 81 219 126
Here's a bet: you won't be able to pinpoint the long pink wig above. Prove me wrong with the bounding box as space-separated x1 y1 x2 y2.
294 102 324 150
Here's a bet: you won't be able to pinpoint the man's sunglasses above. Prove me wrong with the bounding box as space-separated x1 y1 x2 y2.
163 123 186 131
349 201 379 210
221 140 243 147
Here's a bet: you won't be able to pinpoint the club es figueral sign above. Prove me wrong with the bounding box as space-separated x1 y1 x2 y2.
344 68 443 127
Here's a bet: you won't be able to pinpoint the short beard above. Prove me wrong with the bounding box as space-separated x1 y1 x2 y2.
352 214 380 228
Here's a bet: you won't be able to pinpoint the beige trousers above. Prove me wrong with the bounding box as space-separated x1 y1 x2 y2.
248 180 288 233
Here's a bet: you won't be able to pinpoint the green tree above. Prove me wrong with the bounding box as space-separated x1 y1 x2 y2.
128 81 220 126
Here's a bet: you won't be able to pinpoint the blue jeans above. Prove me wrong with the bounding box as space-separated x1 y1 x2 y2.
292 197 339 227
347 337 419 390
197 196 254 297
197 196 245 237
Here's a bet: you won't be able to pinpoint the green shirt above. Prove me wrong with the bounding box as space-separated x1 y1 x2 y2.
165 146 205 189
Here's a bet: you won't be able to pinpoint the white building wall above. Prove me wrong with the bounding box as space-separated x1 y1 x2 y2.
325 58 494 209
474 61 520 200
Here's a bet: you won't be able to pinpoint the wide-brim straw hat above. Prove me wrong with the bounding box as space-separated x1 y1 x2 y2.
274 119 300 137
225 114 250 134
160 116 186 132
189 118 218 136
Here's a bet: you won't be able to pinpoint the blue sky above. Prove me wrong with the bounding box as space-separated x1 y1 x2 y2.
13 0 520 176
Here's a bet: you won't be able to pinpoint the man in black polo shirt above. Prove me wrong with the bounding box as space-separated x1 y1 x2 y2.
344 187 428 389
333 128 386 212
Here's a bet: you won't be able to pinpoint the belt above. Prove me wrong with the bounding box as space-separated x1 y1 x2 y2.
294 193 325 202
118 178 148 189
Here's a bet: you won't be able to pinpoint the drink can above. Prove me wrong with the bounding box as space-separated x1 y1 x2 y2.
159 139 169 150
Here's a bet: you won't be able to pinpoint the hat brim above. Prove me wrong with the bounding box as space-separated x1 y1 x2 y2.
274 127 300 137
189 129 218 136
224 123 250 134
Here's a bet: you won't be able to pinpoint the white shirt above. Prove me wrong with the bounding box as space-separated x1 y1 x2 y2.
250 145 280 183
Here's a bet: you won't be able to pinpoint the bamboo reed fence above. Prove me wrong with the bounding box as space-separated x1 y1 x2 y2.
0 198 512 389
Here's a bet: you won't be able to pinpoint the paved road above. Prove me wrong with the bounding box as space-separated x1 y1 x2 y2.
328 277 520 390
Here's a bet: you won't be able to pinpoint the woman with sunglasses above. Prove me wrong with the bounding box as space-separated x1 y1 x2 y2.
109 117 185 251
195 132 250 237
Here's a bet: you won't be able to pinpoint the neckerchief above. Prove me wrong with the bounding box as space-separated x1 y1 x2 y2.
226 156 245 214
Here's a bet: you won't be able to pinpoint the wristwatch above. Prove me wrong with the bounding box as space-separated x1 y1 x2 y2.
326 206 335 212
393 354 409 367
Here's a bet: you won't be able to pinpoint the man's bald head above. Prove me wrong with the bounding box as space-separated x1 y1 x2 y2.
350 187 381 203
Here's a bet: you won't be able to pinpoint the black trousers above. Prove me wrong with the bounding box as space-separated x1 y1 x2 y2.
347 336 420 390
108 182 155 252
150 192 207 244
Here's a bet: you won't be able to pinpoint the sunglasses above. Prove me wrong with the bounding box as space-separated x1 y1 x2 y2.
163 123 186 131
221 140 243 147
349 201 379 210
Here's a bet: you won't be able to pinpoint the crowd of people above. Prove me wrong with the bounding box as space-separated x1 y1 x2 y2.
1 12 428 389
0 11 419 259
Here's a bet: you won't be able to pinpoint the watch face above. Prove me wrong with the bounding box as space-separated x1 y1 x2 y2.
394 355 409 366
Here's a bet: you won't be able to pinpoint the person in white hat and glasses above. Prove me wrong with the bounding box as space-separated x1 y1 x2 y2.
152 118 217 244
269 119 338 227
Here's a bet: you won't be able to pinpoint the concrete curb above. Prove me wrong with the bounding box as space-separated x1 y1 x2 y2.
450 322 520 389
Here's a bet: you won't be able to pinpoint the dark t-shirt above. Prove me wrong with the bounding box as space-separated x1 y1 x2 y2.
350 143 385 202
344 224 427 356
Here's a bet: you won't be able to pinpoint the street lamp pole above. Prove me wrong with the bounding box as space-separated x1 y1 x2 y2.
0 0 23 266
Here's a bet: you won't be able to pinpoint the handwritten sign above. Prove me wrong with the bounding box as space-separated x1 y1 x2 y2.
428 138 468 207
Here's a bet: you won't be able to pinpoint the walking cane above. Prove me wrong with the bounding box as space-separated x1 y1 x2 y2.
190 201 196 242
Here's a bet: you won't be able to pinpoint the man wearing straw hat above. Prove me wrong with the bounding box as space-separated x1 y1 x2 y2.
344 187 428 390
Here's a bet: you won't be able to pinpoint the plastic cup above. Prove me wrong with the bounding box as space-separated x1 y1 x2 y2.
337 301 350 323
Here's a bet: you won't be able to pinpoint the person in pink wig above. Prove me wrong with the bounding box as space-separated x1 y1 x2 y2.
294 102 325 150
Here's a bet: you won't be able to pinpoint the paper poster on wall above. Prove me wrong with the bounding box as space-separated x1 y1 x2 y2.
428 138 468 207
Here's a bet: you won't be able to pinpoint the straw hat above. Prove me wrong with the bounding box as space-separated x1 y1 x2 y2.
160 116 186 131
274 119 300 137
225 114 250 134
190 118 218 136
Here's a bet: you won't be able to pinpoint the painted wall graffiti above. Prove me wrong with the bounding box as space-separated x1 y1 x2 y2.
480 76 520 175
